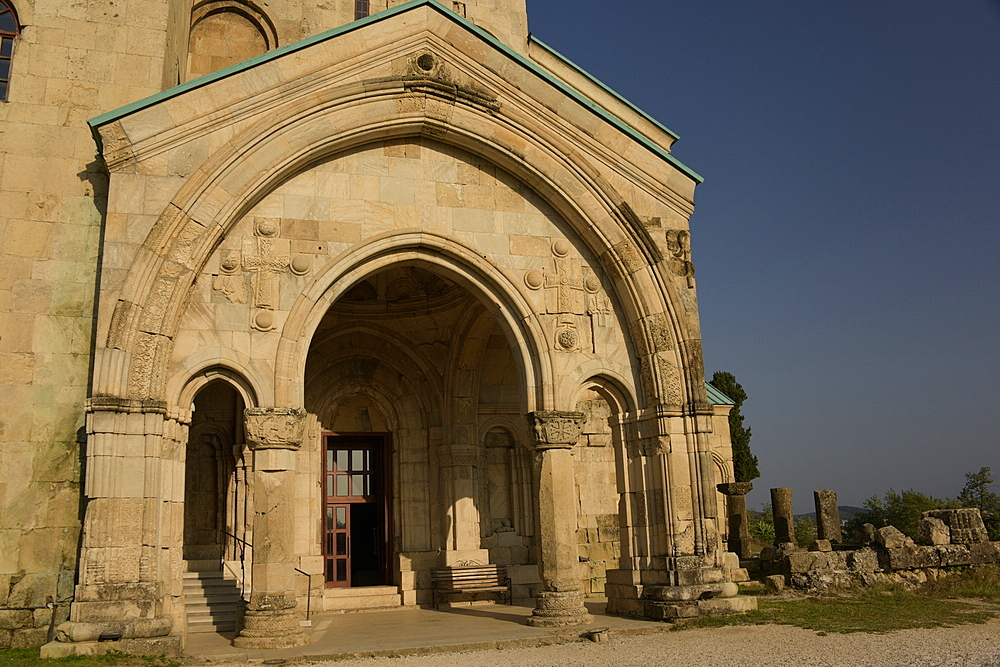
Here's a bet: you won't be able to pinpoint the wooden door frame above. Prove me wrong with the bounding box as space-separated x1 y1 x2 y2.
321 432 393 588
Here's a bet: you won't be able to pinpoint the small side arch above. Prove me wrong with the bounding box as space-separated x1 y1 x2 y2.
176 364 260 412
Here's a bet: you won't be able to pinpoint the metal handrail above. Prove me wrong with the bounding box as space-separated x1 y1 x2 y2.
223 530 312 622
293 567 312 621
222 529 250 598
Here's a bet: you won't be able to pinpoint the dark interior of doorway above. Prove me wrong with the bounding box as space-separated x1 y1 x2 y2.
323 433 391 588
350 503 382 586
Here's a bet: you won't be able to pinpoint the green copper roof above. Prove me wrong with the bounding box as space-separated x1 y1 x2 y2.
528 36 680 143
705 382 736 406
88 0 702 183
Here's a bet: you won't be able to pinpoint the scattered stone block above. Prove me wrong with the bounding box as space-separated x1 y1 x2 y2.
875 526 907 549
809 539 833 552
764 575 785 593
924 509 989 544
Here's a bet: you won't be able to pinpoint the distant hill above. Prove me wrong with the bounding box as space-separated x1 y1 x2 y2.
794 506 866 522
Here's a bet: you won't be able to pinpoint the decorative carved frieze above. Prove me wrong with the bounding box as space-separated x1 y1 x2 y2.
527 410 586 449
244 408 306 450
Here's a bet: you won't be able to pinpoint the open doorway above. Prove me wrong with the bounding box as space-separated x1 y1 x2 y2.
322 434 391 587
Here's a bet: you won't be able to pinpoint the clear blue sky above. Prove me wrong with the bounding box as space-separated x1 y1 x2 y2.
527 1 1000 509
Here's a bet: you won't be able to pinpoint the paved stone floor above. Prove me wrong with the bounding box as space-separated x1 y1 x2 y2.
183 599 672 661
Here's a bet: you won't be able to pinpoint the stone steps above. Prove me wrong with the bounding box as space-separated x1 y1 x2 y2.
323 585 402 612
183 561 242 634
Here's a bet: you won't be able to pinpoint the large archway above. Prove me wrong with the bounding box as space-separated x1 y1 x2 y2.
302 262 539 603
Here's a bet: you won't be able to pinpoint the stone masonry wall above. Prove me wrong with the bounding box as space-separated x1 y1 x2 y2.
574 395 620 595
0 0 174 647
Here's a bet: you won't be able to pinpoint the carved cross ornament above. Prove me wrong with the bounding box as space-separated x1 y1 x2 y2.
244 407 307 450
214 217 313 331
527 410 586 450
523 239 611 352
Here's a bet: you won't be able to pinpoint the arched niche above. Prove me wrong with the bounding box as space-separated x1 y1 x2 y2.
185 0 277 81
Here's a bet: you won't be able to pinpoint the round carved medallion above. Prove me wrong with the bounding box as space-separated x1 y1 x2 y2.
557 329 577 350
524 270 544 290
551 239 571 258
253 309 275 331
255 218 279 237
289 254 312 275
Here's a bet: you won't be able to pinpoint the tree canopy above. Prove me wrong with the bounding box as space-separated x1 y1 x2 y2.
959 467 1000 540
711 371 760 482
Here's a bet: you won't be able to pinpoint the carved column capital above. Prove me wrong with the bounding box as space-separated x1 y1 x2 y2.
717 482 753 497
527 410 586 450
244 408 306 451
438 444 478 468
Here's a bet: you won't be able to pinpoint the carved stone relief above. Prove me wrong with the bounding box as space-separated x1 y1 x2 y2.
244 407 306 450
213 217 314 331
523 239 610 353
527 410 586 449
665 229 695 287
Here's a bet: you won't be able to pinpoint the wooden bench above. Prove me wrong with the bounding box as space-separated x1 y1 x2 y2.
430 564 513 609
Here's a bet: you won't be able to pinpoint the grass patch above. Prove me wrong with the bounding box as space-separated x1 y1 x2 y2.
920 564 1000 601
672 588 997 634
0 649 179 667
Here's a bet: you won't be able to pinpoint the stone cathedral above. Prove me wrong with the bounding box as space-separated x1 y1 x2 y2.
0 0 753 653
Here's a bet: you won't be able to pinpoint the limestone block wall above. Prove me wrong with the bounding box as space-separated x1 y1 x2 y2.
573 396 620 595
0 0 172 647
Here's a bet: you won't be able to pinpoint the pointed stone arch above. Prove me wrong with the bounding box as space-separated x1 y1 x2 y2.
95 87 698 412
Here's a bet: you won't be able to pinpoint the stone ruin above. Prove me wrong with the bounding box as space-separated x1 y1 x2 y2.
718 484 1000 593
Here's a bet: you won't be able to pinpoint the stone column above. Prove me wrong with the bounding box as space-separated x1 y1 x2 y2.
717 482 753 559
525 411 593 628
770 488 795 546
233 408 308 649
813 490 842 543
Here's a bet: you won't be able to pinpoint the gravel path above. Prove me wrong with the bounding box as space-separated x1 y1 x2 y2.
314 618 1000 667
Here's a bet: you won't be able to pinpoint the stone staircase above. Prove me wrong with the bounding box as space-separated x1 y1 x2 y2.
324 585 402 612
183 560 242 634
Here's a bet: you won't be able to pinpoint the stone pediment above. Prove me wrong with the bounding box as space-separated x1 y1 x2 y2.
89 0 699 212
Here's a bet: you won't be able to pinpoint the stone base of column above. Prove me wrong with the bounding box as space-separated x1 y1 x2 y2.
525 590 593 628
233 605 309 649
605 568 757 621
41 637 182 658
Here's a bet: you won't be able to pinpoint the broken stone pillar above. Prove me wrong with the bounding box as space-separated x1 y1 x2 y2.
813 489 842 543
439 442 489 565
717 482 753 559
233 408 308 649
923 508 989 544
770 488 795 545
525 410 593 628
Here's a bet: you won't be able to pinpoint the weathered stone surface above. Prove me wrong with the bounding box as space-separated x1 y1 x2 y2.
809 539 833 552
813 490 842 543
770 488 795 545
924 509 989 544
917 517 950 546
1 0 752 641
875 526 907 549
764 575 785 593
